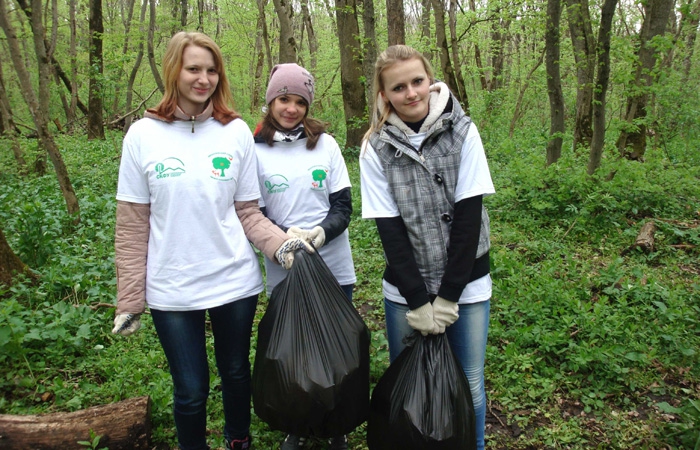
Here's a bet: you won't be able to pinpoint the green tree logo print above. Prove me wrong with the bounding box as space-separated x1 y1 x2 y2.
212 157 231 177
312 169 326 187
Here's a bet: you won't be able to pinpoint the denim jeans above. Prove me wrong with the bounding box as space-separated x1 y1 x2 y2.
384 298 490 450
151 295 258 450
340 284 354 302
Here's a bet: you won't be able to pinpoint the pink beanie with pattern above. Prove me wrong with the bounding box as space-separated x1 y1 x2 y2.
265 63 315 106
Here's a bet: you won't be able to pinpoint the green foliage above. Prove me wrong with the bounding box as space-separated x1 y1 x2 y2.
1 125 698 449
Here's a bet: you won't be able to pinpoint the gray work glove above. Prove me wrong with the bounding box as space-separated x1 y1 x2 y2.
274 237 314 269
112 313 141 336
432 296 459 333
406 303 439 336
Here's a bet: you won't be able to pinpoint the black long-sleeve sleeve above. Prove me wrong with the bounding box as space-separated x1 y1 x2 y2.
375 216 430 310
437 195 483 301
318 187 352 244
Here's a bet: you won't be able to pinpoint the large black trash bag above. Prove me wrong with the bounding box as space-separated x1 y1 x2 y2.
367 332 476 450
252 249 370 438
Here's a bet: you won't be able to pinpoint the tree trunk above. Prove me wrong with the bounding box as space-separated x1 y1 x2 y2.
680 0 700 82
335 0 369 148
448 0 469 112
148 0 165 94
124 0 149 133
0 0 81 221
387 0 406 45
273 0 297 63
468 0 488 90
361 0 378 104
420 0 432 61
0 227 37 286
0 63 27 172
487 10 509 91
431 0 465 107
545 0 565 165
300 0 318 70
67 0 78 132
587 0 617 174
0 396 151 450
565 0 595 150
87 0 105 140
616 0 674 160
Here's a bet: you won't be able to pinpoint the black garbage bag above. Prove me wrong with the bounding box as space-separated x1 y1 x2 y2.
252 249 370 438
367 332 476 450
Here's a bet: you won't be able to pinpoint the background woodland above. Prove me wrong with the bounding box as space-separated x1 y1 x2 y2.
0 0 699 448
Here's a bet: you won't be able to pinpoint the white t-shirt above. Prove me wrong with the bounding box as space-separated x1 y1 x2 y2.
117 117 264 310
255 134 356 293
360 123 495 304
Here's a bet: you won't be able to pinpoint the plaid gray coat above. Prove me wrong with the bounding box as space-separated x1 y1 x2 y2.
368 97 490 296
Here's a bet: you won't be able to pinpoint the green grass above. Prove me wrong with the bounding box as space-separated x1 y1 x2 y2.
0 128 698 449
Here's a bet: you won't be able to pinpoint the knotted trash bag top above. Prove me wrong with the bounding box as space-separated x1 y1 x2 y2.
367 332 476 450
252 249 370 438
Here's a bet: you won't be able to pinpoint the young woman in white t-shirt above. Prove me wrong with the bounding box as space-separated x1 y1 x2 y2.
112 32 311 450
253 63 356 450
360 45 495 450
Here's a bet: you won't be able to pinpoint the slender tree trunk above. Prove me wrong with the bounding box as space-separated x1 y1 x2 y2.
181 0 188 27
67 0 78 132
448 0 468 111
545 0 565 165
252 0 269 113
273 0 297 63
88 0 105 139
300 0 318 70
361 0 378 104
387 0 406 45
680 0 700 82
124 0 149 133
588 0 618 174
0 61 27 173
468 0 487 90
148 0 165 94
487 9 509 91
431 0 465 107
565 0 595 150
0 0 80 220
616 0 674 160
335 0 368 147
111 0 136 116
420 0 432 61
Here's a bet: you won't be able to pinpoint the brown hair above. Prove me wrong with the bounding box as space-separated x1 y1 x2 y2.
148 31 239 124
256 97 327 150
363 45 435 141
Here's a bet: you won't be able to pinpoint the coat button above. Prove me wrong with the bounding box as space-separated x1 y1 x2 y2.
441 213 452 222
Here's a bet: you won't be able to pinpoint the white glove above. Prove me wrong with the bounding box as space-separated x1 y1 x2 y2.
432 296 459 333
274 237 314 269
406 303 439 336
287 226 309 241
112 313 141 336
307 226 326 248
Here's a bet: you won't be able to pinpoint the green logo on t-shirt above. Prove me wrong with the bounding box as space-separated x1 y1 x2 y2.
209 152 235 181
309 165 329 191
155 157 186 179
265 174 289 194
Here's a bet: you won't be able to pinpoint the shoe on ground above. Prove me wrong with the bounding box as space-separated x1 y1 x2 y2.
328 435 348 450
225 435 251 450
281 434 306 450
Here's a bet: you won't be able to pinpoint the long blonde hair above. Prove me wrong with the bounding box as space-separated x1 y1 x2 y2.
148 31 239 124
363 45 435 141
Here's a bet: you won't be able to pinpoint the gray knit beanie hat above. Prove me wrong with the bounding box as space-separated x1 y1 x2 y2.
265 63 315 106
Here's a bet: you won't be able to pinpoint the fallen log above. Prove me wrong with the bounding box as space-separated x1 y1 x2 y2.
0 396 151 450
634 220 656 253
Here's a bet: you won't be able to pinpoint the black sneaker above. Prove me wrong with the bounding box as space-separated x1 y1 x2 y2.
328 435 348 450
281 434 306 449
225 435 251 450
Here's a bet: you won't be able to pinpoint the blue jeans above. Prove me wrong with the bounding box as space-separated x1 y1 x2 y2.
151 296 258 450
340 284 354 302
384 298 490 450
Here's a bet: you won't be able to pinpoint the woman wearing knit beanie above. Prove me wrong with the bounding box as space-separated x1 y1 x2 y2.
253 63 356 450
